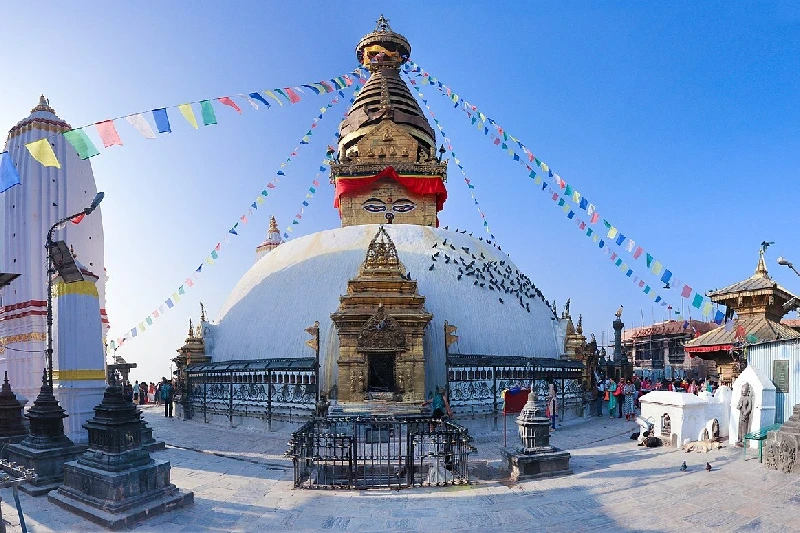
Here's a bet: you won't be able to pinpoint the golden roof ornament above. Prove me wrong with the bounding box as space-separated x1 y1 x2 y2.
752 241 773 280
31 94 56 114
268 215 279 233
356 15 410 71
362 225 402 272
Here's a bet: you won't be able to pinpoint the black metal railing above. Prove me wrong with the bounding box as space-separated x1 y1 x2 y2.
287 416 475 489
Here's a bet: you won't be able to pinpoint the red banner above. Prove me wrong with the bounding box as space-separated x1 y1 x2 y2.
333 166 447 212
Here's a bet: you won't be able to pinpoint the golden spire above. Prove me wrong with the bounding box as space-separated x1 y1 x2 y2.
269 215 279 233
752 242 771 280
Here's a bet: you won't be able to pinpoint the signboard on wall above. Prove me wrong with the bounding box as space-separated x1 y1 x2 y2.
772 360 789 393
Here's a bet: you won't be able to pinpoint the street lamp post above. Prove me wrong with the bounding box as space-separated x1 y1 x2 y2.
777 256 800 278
45 192 104 389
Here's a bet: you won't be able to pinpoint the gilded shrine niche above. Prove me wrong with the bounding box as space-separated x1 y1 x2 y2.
331 227 432 403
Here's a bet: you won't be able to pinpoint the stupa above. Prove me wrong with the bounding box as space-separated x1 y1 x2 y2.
182 17 569 423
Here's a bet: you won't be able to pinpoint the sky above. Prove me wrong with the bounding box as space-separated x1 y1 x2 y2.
1 2 798 383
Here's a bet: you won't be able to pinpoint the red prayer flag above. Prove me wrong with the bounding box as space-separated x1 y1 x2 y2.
217 97 242 113
284 88 301 104
681 284 692 298
590 212 600 224
633 246 644 259
95 120 123 148
493 137 501 145
70 213 85 225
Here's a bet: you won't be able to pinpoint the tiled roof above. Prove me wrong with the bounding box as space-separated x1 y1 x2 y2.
685 314 800 350
622 320 716 341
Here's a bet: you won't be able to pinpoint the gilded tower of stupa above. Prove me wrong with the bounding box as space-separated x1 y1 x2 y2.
331 15 448 228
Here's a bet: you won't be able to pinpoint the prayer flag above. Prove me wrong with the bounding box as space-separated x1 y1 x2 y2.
633 246 643 259
63 129 100 159
661 269 672 284
572 190 581 203
218 96 241 113
178 285 185 295
166 298 174 309
284 88 302 103
691 294 703 309
713 311 724 325
264 90 283 106
152 108 171 133
95 120 123 147
626 239 636 253
651 261 663 275
70 213 85 225
646 253 653 268
124 114 157 139
0 152 21 193
564 184 573 197
178 104 198 129
25 138 61 168
702 301 712 316
131 327 138 338
681 284 692 298
590 212 600 224
615 233 625 246
248 92 270 108
146 316 153 326
579 198 588 210
607 226 618 239
274 89 291 103
200 100 217 126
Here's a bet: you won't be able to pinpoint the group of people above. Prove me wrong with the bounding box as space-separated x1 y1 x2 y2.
595 375 641 421
122 377 176 418
652 377 716 394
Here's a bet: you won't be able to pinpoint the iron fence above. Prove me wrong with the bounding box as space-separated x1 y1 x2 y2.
287 416 475 489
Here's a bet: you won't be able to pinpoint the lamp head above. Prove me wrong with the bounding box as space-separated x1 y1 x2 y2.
84 192 105 215
777 256 792 267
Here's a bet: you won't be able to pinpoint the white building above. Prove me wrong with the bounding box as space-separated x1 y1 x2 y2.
0 96 107 404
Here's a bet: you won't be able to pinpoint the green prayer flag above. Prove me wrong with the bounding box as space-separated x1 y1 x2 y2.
646 253 653 268
200 100 217 126
564 184 573 197
63 129 100 159
178 285 185 295
146 316 153 326
692 293 703 308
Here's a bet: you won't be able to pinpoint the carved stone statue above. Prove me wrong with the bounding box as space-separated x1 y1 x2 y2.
737 382 753 445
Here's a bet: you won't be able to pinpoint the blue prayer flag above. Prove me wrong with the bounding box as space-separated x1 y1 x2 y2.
579 198 588 210
152 108 171 133
661 269 673 284
249 93 271 108
0 152 21 193
615 233 625 246
302 201 309 206
166 298 174 309
714 310 725 325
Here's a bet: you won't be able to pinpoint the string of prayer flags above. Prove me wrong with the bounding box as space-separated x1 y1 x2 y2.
0 152 21 193
24 138 60 168
110 83 357 351
405 77 496 241
405 59 719 318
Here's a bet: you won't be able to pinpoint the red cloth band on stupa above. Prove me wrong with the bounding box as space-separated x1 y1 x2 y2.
333 166 447 212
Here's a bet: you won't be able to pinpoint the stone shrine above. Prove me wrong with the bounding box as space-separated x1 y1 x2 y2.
48 382 193 530
0 371 28 457
729 366 776 448
506 389 572 480
7 370 84 495
764 403 800 473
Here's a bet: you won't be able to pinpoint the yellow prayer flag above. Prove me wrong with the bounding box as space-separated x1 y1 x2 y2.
619 262 628 271
592 234 599 243
572 191 581 203
25 138 61 168
264 91 283 106
562 203 570 213
178 104 198 129
534 176 543 185
702 301 713 316
541 163 549 173
256 196 265 205
651 261 663 275
607 227 618 239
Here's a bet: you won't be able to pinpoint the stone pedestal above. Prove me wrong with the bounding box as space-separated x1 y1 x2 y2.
764 403 800 474
506 390 572 481
7 370 84 495
48 383 192 529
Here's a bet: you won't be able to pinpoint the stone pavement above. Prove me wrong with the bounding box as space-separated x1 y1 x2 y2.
3 406 799 532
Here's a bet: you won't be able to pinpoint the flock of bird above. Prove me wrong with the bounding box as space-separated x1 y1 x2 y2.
680 461 713 472
422 227 558 317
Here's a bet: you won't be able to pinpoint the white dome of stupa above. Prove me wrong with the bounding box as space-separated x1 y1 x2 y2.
206 223 564 391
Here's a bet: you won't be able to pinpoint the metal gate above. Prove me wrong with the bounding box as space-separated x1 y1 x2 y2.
287 416 475 489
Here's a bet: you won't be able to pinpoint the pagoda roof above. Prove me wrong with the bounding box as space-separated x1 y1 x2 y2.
707 249 798 304
684 314 800 352
622 319 716 341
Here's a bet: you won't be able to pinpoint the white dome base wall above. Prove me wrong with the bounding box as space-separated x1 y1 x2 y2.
209 224 563 400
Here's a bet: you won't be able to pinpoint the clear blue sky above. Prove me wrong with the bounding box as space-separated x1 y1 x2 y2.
1 2 798 382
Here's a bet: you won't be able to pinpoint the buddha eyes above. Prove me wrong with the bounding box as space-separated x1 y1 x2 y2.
391 199 416 213
361 198 416 213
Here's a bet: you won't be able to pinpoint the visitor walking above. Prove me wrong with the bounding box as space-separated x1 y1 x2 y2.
623 379 636 420
155 381 162 406
607 378 618 419
161 377 174 417
546 383 557 431
615 378 625 418
133 380 139 404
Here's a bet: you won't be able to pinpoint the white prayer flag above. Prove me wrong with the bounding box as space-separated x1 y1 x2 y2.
125 114 156 139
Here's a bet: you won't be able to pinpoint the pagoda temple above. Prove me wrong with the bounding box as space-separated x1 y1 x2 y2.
685 246 800 384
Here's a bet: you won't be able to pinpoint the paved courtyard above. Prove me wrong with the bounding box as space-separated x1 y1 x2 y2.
4 406 800 532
